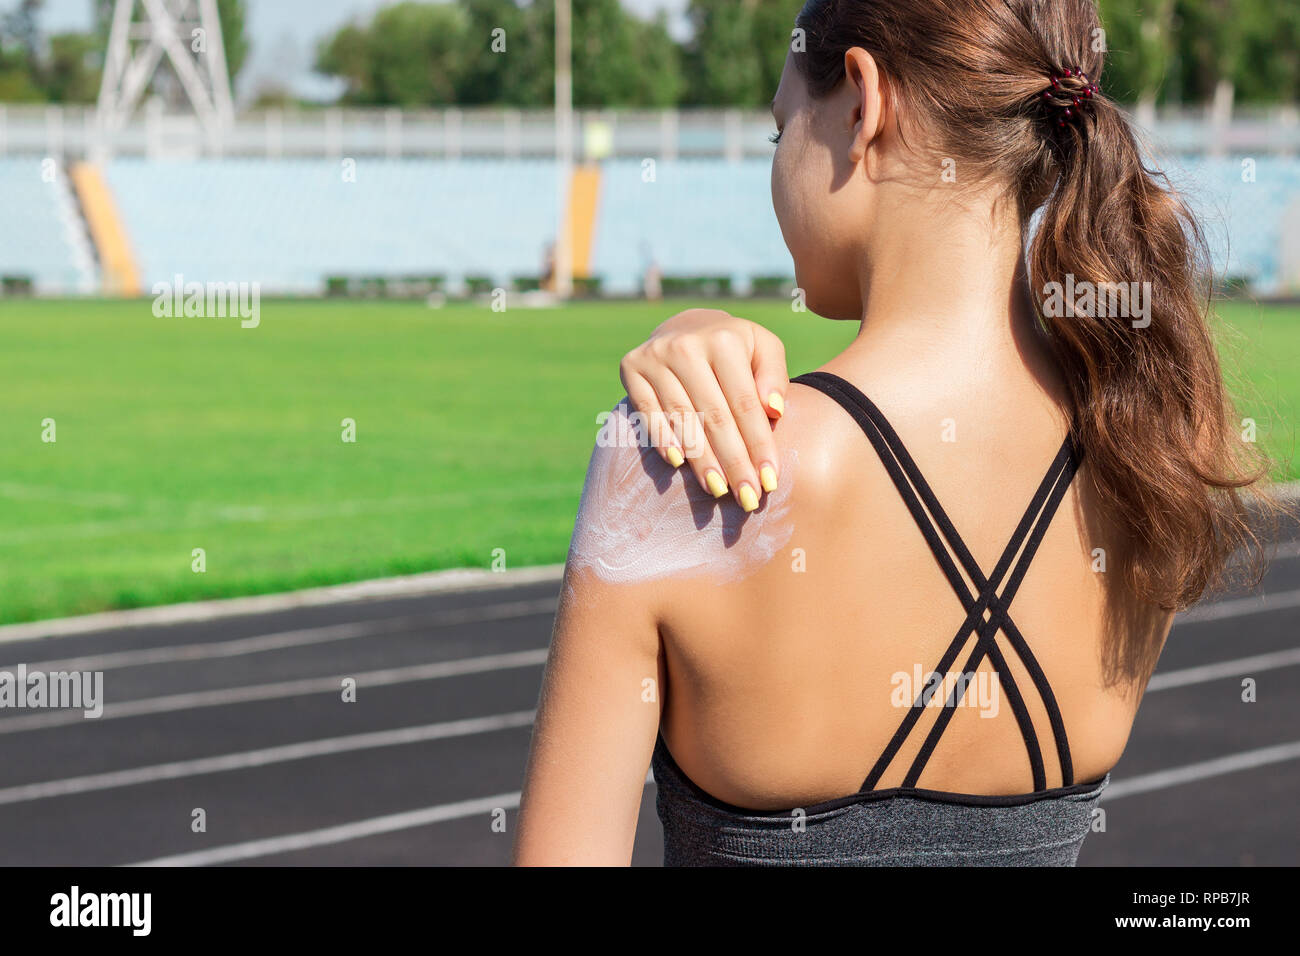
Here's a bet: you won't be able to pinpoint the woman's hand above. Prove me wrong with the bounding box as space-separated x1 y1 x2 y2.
618 308 789 510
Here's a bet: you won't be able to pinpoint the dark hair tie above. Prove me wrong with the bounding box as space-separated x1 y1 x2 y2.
1042 66 1101 129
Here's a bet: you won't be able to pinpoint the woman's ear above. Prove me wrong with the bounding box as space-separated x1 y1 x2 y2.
843 47 886 164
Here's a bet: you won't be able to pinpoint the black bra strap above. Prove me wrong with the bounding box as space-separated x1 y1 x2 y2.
791 371 1082 791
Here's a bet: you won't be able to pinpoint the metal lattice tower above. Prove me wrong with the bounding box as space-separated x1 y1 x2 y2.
96 0 234 147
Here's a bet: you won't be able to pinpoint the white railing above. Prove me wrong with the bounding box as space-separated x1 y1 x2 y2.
0 102 1297 161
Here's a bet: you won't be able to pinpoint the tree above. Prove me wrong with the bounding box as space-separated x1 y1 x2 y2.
455 0 537 106
316 0 681 109
317 2 471 106
542 0 682 107
43 31 100 103
315 23 371 102
1235 0 1300 103
682 0 794 107
684 0 762 106
1180 0 1298 106
0 0 46 101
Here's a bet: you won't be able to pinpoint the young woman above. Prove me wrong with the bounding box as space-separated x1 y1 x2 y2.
513 0 1275 866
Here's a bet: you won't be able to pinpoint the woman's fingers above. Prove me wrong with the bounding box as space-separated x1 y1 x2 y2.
752 326 790 423
619 364 684 468
640 369 731 499
665 338 763 511
619 309 793 510
708 328 782 494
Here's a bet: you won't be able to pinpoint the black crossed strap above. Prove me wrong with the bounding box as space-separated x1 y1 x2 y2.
793 371 1083 793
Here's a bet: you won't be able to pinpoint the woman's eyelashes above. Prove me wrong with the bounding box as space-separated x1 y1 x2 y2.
769 128 783 145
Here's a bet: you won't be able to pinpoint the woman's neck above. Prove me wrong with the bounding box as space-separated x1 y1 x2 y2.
843 191 1044 368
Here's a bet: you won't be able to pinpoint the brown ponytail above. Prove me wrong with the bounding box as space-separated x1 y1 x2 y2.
794 0 1279 612
1029 86 1273 610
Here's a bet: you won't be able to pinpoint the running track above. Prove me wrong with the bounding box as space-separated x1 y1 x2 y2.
0 517 1297 866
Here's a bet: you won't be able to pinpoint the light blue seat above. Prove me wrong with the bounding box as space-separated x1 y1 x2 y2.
1161 156 1300 293
104 158 560 293
590 159 793 295
0 158 94 293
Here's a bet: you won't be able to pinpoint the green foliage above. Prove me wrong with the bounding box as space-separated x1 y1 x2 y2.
682 0 791 107
42 32 99 103
311 0 1298 109
0 0 44 101
316 0 682 109
318 2 481 106
2 0 1300 108
1094 0 1148 104
555 0 684 107
455 0 536 105
0 48 45 102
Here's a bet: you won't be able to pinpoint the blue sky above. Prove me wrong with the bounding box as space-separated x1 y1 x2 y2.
5 0 692 102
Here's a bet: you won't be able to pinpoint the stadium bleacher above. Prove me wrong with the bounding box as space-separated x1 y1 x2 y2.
102 158 561 295
0 158 96 294
103 155 1300 296
1161 156 1300 292
592 159 790 295
2 153 1298 297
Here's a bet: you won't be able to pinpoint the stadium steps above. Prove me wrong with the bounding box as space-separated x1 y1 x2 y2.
69 162 142 296
563 164 602 279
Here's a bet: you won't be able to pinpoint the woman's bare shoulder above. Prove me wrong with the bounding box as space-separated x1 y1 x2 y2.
562 383 898 600
772 379 880 507
566 398 799 588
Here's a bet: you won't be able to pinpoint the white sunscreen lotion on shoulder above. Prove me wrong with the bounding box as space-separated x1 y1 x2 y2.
566 398 796 584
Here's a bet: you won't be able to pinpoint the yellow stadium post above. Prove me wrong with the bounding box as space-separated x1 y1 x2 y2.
69 162 142 297
566 164 602 281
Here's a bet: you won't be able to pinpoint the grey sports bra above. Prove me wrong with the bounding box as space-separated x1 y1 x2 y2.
651 371 1109 866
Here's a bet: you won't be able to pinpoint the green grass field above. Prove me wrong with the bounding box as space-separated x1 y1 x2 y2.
1 297 1296 625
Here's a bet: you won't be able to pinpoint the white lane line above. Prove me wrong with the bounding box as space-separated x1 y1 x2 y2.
0 564 566 645
0 648 550 734
1146 646 1300 691
0 711 537 807
1178 586 1300 623
1102 740 1300 801
124 792 527 867
14 597 558 673
125 770 659 868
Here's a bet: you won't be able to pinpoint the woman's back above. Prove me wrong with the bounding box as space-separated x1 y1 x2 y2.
640 341 1171 813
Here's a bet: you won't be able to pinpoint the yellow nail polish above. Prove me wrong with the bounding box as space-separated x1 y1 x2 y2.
760 465 778 493
768 392 785 417
666 446 684 468
706 471 728 498
739 484 759 512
